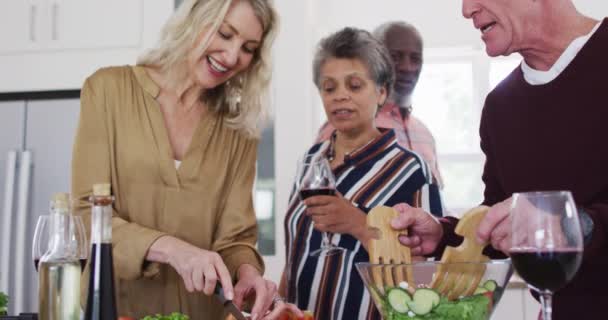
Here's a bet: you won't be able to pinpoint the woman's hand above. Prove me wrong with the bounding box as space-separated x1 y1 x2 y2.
303 192 369 243
261 300 305 320
147 236 234 298
233 264 279 320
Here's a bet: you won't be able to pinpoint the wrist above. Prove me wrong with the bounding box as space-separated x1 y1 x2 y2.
352 209 371 244
426 216 458 258
434 219 444 243
237 263 261 280
148 235 180 264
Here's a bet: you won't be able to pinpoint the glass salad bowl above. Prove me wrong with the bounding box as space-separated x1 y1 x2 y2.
356 260 512 320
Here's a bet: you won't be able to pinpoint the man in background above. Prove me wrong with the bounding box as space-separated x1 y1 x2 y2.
316 21 444 188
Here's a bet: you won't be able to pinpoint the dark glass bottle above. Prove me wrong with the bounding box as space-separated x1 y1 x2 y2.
84 183 117 320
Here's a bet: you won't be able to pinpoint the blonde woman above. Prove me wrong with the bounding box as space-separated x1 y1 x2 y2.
71 1 298 319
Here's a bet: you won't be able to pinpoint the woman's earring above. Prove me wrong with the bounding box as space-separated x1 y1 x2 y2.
226 76 243 109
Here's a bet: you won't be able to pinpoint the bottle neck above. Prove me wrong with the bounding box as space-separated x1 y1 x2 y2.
91 195 113 244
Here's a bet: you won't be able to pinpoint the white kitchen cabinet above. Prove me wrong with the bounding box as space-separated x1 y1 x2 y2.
0 0 42 54
0 0 143 54
45 0 143 51
0 0 173 92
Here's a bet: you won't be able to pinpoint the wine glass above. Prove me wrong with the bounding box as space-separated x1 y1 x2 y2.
32 215 49 271
295 154 345 256
32 215 88 272
509 191 583 320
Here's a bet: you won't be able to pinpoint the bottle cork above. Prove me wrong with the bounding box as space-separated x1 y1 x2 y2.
51 192 70 213
93 183 111 197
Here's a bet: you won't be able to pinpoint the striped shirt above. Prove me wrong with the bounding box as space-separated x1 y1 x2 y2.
285 129 443 320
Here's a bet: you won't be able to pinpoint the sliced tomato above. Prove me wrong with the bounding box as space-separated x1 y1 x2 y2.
483 291 494 312
277 311 292 320
302 310 314 320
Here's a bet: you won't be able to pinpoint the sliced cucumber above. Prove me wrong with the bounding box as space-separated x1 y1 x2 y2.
474 286 489 295
416 288 441 308
483 280 498 292
406 288 439 316
407 299 433 316
386 288 412 314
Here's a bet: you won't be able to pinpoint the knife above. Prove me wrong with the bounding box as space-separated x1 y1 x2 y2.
214 284 248 320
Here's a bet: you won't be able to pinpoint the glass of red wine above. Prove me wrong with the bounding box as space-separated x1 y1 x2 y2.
296 154 345 256
509 191 583 320
32 215 88 272
32 215 50 271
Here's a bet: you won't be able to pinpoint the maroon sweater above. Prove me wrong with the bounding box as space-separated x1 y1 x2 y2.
437 18 608 319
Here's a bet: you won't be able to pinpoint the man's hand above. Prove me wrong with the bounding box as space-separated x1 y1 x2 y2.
477 198 512 254
391 203 443 256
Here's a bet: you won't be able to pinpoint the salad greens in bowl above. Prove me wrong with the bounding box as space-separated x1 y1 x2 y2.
141 312 189 320
356 261 512 320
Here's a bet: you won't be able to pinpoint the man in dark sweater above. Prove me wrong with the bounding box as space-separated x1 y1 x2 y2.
390 0 607 319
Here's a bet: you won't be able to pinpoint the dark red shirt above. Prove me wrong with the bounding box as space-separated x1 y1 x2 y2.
438 18 608 320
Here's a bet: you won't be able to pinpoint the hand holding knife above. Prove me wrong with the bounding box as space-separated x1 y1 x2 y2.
214 284 249 320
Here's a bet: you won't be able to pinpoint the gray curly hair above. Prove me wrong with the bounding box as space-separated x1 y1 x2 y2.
312 27 395 99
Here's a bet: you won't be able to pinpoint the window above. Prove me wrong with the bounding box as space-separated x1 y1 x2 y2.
411 54 522 214
413 59 483 213
415 62 476 154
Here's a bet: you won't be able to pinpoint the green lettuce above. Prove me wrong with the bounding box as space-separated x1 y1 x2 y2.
383 294 490 320
431 295 490 319
0 292 8 315
141 312 189 320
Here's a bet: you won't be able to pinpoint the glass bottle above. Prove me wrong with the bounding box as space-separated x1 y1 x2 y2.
38 193 81 320
84 183 118 320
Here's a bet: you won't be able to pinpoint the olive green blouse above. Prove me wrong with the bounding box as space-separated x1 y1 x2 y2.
71 65 263 319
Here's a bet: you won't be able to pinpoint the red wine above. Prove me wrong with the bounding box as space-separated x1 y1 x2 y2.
510 249 582 292
299 188 336 200
84 243 117 320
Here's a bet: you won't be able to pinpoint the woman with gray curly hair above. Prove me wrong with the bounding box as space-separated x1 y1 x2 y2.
280 27 443 319
71 1 298 319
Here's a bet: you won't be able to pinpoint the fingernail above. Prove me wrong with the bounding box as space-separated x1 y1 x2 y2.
390 219 399 228
226 290 234 300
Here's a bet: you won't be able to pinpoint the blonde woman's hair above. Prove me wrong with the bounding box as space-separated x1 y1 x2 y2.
137 0 279 138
